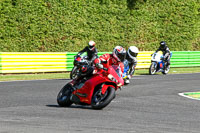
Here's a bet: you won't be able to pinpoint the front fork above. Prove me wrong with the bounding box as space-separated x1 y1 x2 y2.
101 84 115 95
152 62 158 71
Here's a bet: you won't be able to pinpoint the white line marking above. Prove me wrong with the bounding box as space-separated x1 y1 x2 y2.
178 92 200 101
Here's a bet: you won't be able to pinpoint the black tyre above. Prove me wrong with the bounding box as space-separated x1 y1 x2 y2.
91 87 115 110
57 84 73 107
162 64 170 75
149 63 156 75
70 66 79 79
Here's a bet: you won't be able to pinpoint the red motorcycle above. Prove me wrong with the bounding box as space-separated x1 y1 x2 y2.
57 65 124 109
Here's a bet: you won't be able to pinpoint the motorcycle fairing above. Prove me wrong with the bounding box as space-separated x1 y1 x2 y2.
73 75 112 104
101 84 115 95
72 65 124 105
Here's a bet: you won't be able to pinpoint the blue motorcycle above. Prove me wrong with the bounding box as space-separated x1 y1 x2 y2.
149 52 172 75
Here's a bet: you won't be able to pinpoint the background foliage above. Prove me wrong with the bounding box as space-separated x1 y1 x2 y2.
0 0 200 52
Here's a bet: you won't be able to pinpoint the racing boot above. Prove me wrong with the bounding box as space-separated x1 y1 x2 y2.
164 61 170 70
124 79 130 85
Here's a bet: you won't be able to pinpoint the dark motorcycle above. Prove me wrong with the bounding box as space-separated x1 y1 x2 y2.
70 55 90 79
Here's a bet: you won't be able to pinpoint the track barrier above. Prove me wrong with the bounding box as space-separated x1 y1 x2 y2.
0 51 200 74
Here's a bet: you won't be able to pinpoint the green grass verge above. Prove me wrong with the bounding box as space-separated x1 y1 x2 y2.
0 72 70 81
0 67 200 81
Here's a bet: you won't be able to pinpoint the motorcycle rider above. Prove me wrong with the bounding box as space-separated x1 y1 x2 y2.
94 46 126 74
76 40 98 64
75 46 126 84
124 46 139 84
154 41 171 69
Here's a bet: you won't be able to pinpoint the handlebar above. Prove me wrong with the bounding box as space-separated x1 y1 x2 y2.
74 54 81 58
96 63 108 71
103 67 108 71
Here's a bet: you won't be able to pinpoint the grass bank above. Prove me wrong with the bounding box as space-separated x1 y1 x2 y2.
0 0 200 52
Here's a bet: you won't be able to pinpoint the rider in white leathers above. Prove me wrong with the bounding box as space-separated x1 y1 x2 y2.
124 46 139 84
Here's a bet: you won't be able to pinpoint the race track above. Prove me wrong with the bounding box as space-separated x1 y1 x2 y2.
0 73 200 133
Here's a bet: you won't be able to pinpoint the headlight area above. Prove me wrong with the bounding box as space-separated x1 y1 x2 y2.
108 74 117 82
108 74 123 87
117 83 122 87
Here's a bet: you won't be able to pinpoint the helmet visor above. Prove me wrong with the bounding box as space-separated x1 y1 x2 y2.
89 46 94 50
116 52 126 62
129 50 138 57
160 45 166 49
160 41 166 49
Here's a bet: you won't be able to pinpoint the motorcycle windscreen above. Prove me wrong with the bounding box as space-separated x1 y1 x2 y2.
109 65 124 86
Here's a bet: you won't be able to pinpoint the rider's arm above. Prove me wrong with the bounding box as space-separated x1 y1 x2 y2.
164 47 171 60
77 47 87 56
128 58 137 77
94 48 98 56
155 47 160 53
129 63 136 76
94 54 110 69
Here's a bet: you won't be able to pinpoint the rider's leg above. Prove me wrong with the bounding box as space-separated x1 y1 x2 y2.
164 56 170 70
166 56 170 66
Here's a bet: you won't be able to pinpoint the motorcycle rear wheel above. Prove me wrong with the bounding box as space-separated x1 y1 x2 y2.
57 84 73 107
91 87 115 110
149 63 156 75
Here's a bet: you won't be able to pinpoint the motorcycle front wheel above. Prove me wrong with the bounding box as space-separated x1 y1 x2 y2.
91 87 115 110
70 66 79 79
162 64 170 75
149 62 156 75
57 84 73 107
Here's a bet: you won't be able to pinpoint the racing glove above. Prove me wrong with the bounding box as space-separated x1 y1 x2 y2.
96 63 103 69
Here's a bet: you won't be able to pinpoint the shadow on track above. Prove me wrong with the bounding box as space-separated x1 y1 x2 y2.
54 78 70 80
46 104 94 110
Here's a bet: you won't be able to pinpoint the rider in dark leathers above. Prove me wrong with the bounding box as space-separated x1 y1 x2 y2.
73 40 98 81
155 41 171 68
77 40 98 64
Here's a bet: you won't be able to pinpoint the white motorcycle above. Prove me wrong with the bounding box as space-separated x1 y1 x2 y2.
149 52 172 75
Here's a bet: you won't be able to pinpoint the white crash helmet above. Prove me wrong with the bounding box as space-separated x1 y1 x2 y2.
113 46 126 62
88 40 96 50
128 46 139 59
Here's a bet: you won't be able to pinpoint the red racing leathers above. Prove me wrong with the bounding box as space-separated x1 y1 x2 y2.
94 54 124 74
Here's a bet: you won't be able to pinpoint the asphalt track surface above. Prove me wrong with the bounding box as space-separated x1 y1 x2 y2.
0 73 200 133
